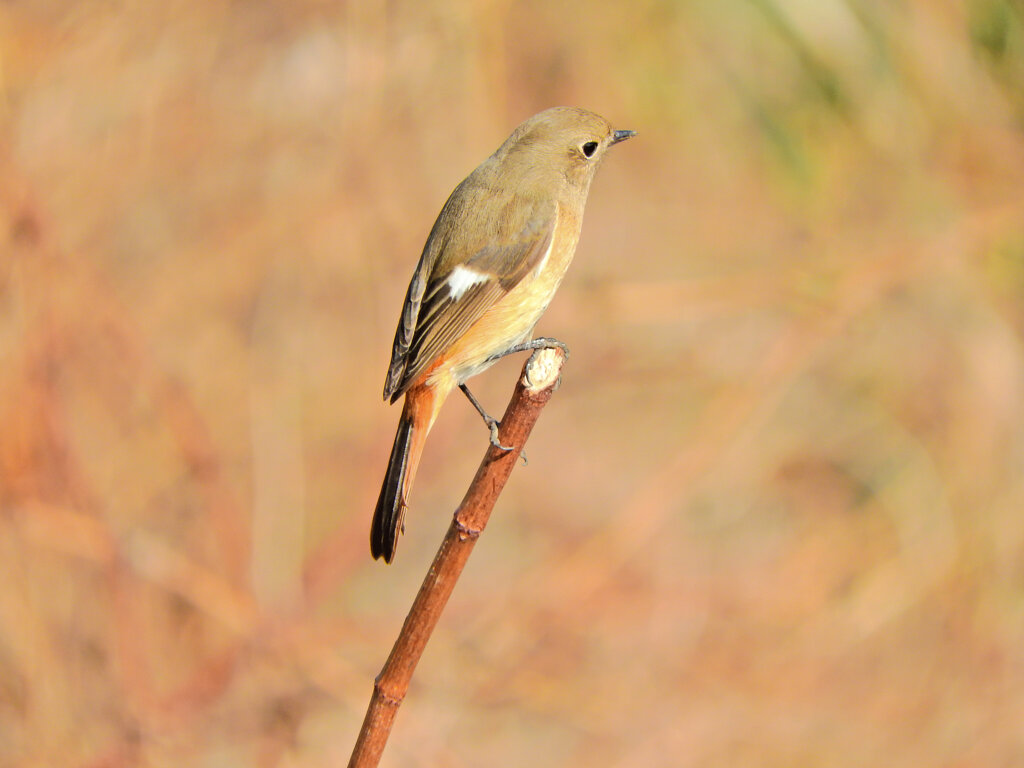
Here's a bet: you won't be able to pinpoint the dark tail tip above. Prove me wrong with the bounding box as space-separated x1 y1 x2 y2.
370 493 403 564
370 414 413 563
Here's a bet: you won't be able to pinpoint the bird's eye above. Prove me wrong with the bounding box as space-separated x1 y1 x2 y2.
582 141 599 158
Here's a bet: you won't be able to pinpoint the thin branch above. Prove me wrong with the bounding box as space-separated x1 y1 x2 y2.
348 347 567 768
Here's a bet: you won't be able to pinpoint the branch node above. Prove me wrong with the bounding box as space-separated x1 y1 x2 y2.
373 679 404 708
453 514 482 541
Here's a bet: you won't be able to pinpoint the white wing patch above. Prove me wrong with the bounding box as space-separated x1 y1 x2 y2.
447 265 490 300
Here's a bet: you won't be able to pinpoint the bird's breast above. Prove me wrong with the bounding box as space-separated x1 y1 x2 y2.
430 203 582 387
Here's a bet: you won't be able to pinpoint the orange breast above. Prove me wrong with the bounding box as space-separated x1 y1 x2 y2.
428 202 582 389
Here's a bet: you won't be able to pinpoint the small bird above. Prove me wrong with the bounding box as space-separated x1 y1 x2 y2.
372 106 635 563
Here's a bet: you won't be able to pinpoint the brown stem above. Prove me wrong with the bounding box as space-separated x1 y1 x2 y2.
348 347 566 768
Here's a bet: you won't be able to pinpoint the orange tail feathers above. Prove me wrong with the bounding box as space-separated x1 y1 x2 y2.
371 384 438 563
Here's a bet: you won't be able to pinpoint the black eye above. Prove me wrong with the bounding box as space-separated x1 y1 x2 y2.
582 141 599 158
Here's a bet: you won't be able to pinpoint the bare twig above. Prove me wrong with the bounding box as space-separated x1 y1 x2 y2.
348 347 567 768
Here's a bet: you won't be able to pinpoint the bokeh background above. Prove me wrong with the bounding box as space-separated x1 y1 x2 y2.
3 1 1024 766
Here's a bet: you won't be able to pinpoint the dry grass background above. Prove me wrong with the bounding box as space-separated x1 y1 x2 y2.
2 1 1024 766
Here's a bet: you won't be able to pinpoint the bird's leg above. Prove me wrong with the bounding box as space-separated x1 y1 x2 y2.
459 384 514 452
484 336 570 365
460 337 569 461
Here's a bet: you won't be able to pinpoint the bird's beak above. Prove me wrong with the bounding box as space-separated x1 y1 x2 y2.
611 129 637 145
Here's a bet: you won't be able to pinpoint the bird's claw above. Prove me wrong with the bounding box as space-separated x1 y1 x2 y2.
487 419 514 452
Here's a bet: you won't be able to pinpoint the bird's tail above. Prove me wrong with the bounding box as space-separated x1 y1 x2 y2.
371 385 436 563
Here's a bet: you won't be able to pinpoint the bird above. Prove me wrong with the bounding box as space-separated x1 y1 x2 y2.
371 106 635 563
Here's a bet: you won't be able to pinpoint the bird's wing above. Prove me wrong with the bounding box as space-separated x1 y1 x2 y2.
383 186 556 402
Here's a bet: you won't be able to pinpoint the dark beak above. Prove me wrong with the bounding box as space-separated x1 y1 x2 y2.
611 129 637 145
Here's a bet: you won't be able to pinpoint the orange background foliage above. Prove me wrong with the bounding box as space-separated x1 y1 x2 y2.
2 1 1024 766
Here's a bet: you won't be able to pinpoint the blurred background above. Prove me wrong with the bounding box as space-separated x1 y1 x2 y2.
2 1 1024 765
